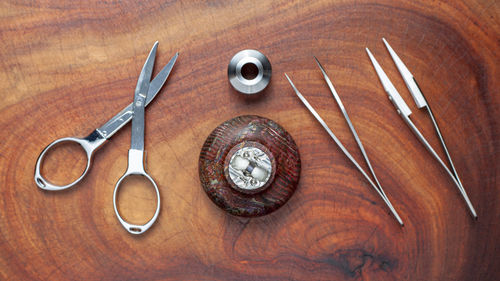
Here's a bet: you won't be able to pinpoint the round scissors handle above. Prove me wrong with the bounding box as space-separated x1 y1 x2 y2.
34 130 106 191
113 149 160 235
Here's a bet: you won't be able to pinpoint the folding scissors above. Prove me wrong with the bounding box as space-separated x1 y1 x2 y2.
366 39 477 219
34 42 177 192
35 42 177 234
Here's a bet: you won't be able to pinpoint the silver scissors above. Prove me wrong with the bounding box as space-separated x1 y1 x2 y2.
34 42 178 192
366 41 477 219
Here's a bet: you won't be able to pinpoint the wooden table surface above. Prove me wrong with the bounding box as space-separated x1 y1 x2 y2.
0 0 498 280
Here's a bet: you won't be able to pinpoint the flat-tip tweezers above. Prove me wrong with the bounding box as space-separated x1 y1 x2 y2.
366 38 477 219
285 62 404 226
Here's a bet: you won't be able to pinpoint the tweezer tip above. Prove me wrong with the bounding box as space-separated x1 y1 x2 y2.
313 56 323 69
284 74 298 90
472 212 478 220
382 38 391 48
394 214 404 226
284 73 293 84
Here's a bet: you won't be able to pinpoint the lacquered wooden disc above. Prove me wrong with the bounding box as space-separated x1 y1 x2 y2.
199 115 301 217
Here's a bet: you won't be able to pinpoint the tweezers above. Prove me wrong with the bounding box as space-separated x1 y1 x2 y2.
285 64 404 226
366 39 477 219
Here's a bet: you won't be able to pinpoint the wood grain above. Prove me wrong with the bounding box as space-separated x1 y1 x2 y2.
0 0 498 280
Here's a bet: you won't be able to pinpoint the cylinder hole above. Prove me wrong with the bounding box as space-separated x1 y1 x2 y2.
241 63 259 80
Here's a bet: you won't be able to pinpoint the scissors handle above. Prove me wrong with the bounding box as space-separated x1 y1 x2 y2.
34 130 106 191
113 149 160 235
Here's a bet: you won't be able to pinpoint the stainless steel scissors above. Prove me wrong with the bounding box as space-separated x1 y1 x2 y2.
34 42 178 191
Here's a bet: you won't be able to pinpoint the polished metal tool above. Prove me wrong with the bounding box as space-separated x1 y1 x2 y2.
365 46 477 219
381 38 465 201
285 73 404 226
35 43 178 191
35 42 178 234
113 43 160 234
314 56 390 212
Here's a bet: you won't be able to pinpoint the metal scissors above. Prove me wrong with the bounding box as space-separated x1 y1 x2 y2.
285 70 404 226
34 42 178 192
366 40 477 219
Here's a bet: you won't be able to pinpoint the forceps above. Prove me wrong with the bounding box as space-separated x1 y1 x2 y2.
285 70 404 226
381 38 466 201
366 42 477 219
34 42 178 191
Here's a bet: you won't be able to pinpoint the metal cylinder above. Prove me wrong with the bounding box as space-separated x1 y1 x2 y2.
228 49 272 95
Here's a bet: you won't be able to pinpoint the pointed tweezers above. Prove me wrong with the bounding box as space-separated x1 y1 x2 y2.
382 38 465 203
365 46 477 219
285 73 404 226
313 57 401 222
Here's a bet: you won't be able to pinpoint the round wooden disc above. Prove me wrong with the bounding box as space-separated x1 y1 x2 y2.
199 115 301 217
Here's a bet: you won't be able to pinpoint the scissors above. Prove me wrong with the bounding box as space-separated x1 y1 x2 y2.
34 42 178 192
366 40 477 219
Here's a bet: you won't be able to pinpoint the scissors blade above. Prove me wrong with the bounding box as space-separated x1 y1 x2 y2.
135 42 157 102
146 52 178 106
382 38 427 108
97 50 179 139
365 48 412 117
130 42 157 151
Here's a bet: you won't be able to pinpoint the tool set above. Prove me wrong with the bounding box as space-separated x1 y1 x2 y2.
35 41 476 234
